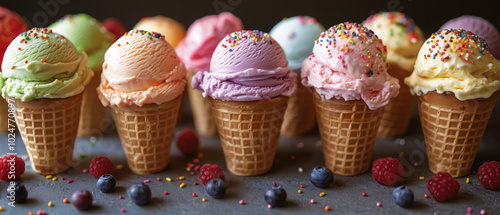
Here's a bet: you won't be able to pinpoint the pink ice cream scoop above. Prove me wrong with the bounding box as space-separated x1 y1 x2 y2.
192 30 297 101
176 12 243 72
440 15 500 59
301 22 400 110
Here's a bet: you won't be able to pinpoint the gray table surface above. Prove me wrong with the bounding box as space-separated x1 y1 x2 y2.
1 99 500 215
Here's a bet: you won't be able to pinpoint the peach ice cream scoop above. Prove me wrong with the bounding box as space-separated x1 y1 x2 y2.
98 30 186 107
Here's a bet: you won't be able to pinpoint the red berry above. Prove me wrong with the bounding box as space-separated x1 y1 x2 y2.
101 17 125 42
477 161 500 190
176 129 200 155
0 154 25 181
89 156 114 179
199 163 225 186
372 157 404 186
427 172 460 202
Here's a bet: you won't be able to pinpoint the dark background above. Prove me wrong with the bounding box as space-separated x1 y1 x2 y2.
2 0 500 38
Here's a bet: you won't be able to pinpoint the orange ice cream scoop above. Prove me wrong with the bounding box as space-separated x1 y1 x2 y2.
134 16 186 48
98 29 186 107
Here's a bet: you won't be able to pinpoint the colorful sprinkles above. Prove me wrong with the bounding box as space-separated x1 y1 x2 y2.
123 29 166 41
364 12 421 46
220 30 277 51
312 22 388 77
10 28 69 68
422 29 493 63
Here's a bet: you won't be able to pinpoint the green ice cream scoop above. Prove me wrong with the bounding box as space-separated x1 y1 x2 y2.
0 27 93 101
49 13 113 72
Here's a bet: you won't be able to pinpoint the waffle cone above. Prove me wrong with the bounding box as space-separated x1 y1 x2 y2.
78 73 108 137
281 73 316 137
418 91 498 177
313 92 383 176
209 96 288 176
110 94 182 175
377 63 416 138
177 88 186 124
186 71 217 137
0 98 8 133
10 93 83 174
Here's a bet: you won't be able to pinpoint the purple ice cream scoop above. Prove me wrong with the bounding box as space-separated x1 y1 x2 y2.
191 30 297 101
440 15 500 59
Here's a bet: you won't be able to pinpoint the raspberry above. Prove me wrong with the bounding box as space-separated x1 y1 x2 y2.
101 17 125 41
89 156 114 179
199 163 225 186
371 157 404 186
176 128 200 155
477 161 500 190
0 154 25 181
427 172 460 202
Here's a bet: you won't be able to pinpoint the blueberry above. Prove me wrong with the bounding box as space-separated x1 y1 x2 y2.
392 186 414 208
96 174 116 193
206 178 226 199
309 166 334 188
264 183 287 207
128 183 151 205
71 190 93 210
6 182 28 203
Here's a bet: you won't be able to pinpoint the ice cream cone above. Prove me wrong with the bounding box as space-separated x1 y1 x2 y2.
186 71 217 137
10 93 83 174
312 92 383 176
209 96 288 176
110 94 182 175
177 90 186 124
377 63 416 138
78 71 108 137
281 73 316 137
0 98 8 133
418 91 498 177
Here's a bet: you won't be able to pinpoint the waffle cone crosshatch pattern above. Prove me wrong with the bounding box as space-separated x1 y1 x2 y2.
210 96 288 176
1 1 500 214
111 95 182 175
418 92 498 178
10 93 83 174
313 92 383 176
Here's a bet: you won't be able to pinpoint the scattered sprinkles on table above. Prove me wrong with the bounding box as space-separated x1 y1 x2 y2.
310 22 388 77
